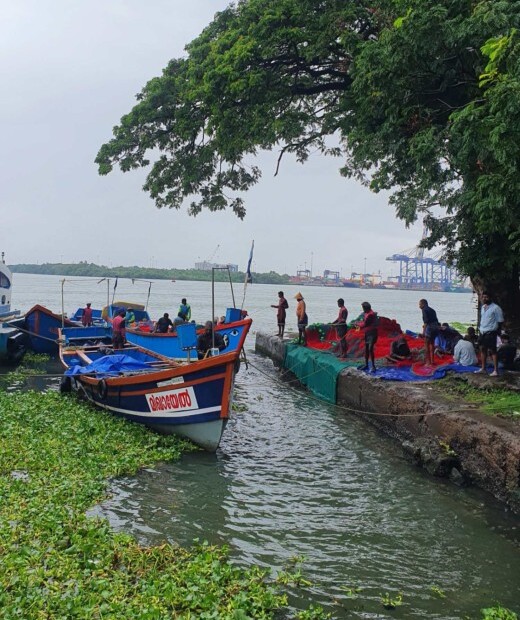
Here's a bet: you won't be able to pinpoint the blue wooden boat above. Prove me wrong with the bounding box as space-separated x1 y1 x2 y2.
0 253 25 362
58 322 251 451
125 316 252 359
69 306 104 325
21 304 76 354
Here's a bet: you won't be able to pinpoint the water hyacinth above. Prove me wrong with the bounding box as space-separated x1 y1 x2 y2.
0 391 287 618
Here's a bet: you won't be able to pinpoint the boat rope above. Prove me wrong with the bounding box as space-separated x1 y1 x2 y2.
4 322 61 344
243 358 507 418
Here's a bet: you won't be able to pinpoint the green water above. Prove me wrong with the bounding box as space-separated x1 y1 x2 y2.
91 356 520 619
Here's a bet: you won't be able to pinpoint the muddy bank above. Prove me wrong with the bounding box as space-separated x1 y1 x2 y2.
256 332 520 514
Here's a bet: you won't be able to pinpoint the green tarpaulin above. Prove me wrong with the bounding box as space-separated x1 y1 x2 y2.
283 344 356 403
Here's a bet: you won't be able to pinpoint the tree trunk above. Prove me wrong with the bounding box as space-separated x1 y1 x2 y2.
471 266 520 341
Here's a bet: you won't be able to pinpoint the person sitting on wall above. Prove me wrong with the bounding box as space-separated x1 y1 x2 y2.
386 334 411 364
197 321 226 359
453 335 478 367
154 312 174 333
497 334 517 371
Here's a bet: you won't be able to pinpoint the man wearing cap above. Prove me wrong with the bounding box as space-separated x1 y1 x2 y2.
294 292 308 346
81 302 93 327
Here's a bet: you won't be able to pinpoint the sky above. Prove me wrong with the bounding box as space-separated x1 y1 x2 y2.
1 0 425 279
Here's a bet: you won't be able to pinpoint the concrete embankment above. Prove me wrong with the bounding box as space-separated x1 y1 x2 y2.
256 331 520 514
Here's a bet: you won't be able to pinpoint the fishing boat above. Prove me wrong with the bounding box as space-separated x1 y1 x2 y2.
19 305 76 354
0 253 25 362
69 306 104 326
58 321 251 451
126 309 251 359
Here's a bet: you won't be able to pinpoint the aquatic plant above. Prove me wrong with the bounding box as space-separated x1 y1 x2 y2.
481 605 518 619
430 585 446 598
0 391 291 618
340 585 362 599
296 605 332 619
23 352 51 364
380 592 403 610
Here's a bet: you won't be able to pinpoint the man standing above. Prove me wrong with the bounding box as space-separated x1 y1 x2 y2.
178 298 191 321
332 298 348 358
271 291 289 338
476 291 504 376
112 310 127 350
419 299 440 366
294 292 308 346
81 302 93 327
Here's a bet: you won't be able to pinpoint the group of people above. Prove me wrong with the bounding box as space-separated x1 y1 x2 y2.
154 298 192 333
271 290 518 376
81 297 228 359
271 291 379 372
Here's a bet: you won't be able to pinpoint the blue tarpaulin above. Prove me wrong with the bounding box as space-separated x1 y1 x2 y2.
65 354 151 377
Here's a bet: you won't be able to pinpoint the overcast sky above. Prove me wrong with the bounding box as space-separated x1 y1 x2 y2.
1 0 424 278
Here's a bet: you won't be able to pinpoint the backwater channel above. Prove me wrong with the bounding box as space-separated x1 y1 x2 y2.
9 274 520 618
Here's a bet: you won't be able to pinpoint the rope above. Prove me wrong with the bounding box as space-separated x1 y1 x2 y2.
244 358 503 419
4 322 61 344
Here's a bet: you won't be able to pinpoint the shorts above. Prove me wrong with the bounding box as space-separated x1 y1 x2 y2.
478 331 498 353
336 324 347 339
112 333 125 347
424 324 439 342
365 331 378 347
298 314 308 330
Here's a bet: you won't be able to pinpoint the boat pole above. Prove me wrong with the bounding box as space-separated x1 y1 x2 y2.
211 268 215 350
61 279 65 328
227 267 236 308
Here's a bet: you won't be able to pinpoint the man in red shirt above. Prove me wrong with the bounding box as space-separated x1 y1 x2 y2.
112 310 127 350
82 302 93 327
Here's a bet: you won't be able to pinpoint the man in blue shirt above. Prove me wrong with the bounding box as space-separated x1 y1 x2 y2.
475 291 504 377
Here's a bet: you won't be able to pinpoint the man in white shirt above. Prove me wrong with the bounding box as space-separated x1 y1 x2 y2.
475 292 504 376
454 336 478 367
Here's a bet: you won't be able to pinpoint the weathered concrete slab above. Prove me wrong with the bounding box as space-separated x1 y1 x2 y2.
255 331 520 514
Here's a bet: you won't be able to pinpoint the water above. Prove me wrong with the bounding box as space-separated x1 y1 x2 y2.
10 274 520 618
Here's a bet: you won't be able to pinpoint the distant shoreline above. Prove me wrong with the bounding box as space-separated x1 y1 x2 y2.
10 262 291 285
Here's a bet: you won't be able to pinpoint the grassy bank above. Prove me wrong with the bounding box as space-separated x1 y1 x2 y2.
437 376 520 419
0 391 291 619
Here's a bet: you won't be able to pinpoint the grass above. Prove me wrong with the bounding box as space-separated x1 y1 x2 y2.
436 377 520 419
0 390 289 619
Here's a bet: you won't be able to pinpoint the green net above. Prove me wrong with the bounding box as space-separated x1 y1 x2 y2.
283 344 356 403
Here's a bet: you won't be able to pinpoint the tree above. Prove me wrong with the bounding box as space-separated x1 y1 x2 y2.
96 0 520 334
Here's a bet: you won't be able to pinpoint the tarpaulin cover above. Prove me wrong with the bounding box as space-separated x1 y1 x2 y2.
284 319 482 402
65 354 151 377
365 363 479 382
283 344 354 403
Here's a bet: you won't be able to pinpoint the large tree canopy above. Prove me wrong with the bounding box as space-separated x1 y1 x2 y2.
96 0 520 333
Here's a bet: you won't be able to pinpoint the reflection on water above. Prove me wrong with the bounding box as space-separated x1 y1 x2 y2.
91 356 520 619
